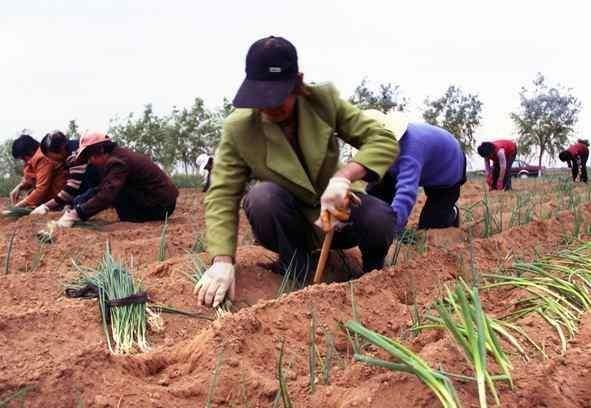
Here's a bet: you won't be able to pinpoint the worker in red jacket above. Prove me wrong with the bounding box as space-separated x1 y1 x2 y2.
559 139 589 183
477 140 517 191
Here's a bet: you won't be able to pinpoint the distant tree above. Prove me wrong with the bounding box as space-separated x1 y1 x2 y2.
511 73 581 174
107 96 237 175
109 104 175 171
218 97 235 118
349 78 408 113
423 85 483 155
208 97 235 153
109 98 235 174
66 120 80 139
170 98 221 174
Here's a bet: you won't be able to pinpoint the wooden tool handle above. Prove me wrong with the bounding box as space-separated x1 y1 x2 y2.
313 212 335 284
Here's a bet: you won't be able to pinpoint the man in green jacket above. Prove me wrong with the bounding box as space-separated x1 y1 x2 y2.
198 36 401 308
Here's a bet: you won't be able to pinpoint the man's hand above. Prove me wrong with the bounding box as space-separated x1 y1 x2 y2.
56 208 80 228
31 204 50 216
9 184 22 205
196 261 236 308
495 180 504 190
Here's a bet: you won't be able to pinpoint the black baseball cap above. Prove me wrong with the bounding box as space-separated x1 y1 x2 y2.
233 36 299 109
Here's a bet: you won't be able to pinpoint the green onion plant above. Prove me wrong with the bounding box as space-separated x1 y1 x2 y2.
184 255 231 318
273 342 293 408
3 230 16 274
345 320 461 408
157 214 168 262
277 250 310 296
483 243 591 354
419 283 513 407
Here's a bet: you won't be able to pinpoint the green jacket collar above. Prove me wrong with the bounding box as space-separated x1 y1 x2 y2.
263 96 332 194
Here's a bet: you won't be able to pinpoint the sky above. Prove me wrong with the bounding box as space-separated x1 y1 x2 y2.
1 0 590 169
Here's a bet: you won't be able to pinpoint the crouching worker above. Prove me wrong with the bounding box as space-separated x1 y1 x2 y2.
477 140 517 191
364 110 466 234
30 130 101 215
559 139 589 183
56 132 178 227
10 134 66 208
197 36 399 308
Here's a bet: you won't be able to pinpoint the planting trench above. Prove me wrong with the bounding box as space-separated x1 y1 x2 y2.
1 180 591 407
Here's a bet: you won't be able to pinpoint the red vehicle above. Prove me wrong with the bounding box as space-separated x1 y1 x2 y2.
510 159 543 178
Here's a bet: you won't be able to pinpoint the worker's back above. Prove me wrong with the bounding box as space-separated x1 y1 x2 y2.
391 123 465 189
105 147 179 207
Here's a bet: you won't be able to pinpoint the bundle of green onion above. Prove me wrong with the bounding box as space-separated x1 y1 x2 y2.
68 244 149 354
1 207 32 220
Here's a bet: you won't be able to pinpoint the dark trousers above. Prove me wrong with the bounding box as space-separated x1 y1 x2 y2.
368 175 461 231
242 182 395 279
368 156 466 231
419 185 461 229
492 154 515 190
202 159 213 192
572 154 588 182
202 172 211 193
73 188 176 222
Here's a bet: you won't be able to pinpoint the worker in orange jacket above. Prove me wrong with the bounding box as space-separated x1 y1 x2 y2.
10 134 66 208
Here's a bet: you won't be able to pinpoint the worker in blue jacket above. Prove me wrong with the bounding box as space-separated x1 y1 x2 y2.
364 110 466 233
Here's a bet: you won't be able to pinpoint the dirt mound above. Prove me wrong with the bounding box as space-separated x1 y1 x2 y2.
1 182 591 407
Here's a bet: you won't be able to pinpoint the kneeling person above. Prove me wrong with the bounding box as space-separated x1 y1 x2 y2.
10 134 66 208
365 110 466 233
57 132 178 227
31 130 101 215
199 36 400 308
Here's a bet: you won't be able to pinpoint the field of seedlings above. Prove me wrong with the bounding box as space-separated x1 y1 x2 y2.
1 175 591 407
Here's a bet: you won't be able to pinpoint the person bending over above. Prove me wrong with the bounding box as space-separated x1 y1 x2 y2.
10 134 66 208
30 130 101 215
477 140 517 191
365 110 466 234
559 139 589 183
56 132 178 227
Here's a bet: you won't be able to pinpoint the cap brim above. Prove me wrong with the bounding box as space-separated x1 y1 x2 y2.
232 78 297 109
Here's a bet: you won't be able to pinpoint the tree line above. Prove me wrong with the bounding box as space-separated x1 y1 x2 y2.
350 73 581 170
0 72 582 178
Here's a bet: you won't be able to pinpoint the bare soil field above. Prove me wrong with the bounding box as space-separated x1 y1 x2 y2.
1 177 591 407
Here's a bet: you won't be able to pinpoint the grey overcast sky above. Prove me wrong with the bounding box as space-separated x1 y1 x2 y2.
1 0 589 168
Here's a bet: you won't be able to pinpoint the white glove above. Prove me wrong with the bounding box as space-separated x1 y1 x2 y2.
196 262 236 308
320 177 351 213
9 185 22 205
314 177 353 231
56 208 80 228
31 204 50 216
